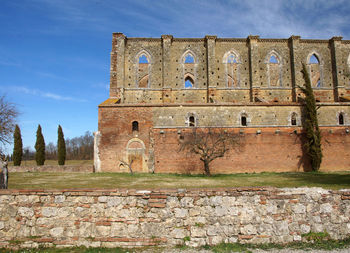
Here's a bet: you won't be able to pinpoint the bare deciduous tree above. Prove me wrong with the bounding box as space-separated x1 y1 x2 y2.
0 95 18 152
179 128 241 176
119 156 135 175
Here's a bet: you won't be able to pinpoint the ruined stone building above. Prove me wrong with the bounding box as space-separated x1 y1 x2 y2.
95 33 350 173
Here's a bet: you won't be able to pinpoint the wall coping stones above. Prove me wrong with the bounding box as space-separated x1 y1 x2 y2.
1 187 349 196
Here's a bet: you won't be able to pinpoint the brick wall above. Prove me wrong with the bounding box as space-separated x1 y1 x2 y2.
153 127 350 173
97 104 350 173
0 187 349 248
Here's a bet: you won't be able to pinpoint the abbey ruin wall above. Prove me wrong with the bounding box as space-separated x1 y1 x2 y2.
109 34 350 104
96 33 350 173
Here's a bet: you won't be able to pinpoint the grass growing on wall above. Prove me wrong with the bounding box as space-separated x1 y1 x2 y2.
8 171 350 190
1 237 350 252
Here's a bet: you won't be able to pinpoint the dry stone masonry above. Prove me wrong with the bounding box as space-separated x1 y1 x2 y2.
97 33 350 173
0 187 349 248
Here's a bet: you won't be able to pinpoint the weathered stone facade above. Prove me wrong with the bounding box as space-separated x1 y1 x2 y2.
0 188 349 248
97 33 350 173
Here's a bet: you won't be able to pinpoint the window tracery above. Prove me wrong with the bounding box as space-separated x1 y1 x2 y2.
265 50 282 87
136 50 152 88
223 50 241 88
181 50 197 88
307 52 322 88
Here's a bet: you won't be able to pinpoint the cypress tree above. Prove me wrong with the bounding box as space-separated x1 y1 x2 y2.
13 125 23 166
300 63 322 171
57 125 66 165
35 124 45 166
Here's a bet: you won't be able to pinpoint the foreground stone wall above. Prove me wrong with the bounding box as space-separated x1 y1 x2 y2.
9 165 93 173
0 187 349 248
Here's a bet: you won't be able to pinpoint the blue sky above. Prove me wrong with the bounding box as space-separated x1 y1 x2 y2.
1 0 349 154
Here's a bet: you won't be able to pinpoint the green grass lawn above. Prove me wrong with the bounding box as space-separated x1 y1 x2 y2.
7 171 350 190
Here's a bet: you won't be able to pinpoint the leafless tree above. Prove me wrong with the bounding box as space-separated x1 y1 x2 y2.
46 142 57 160
65 131 94 160
0 95 19 152
179 128 241 176
119 156 135 175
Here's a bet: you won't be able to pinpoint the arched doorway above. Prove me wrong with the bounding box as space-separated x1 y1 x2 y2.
126 138 146 172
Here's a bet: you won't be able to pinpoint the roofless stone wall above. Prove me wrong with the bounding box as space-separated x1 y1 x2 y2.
110 34 350 104
0 188 349 248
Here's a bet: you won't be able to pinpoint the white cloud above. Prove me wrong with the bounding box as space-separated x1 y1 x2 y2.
91 82 109 91
35 71 70 81
19 0 350 39
8 86 87 102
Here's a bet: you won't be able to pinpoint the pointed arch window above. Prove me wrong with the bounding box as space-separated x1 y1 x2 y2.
291 112 297 126
189 116 195 127
241 116 247 126
139 55 148 64
132 121 139 132
307 53 322 88
186 113 197 127
240 113 248 126
184 72 195 88
339 113 344 125
265 51 282 87
181 51 197 88
223 51 241 88
136 51 151 88
184 54 195 64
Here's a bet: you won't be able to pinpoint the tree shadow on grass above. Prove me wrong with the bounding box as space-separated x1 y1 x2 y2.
282 172 350 189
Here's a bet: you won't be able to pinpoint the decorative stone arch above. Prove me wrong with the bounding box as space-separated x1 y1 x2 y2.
122 138 148 172
181 50 197 88
135 49 152 88
288 112 300 126
336 111 347 126
185 112 198 127
223 49 242 88
181 49 197 64
126 138 146 150
264 50 283 87
306 51 324 88
238 111 250 127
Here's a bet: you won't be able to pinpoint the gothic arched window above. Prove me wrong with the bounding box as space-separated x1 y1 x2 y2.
339 113 344 125
182 51 196 88
307 53 322 88
185 75 194 88
265 51 282 87
132 121 139 132
240 113 248 126
136 51 151 88
189 116 195 127
186 113 197 127
291 112 297 126
223 51 241 88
